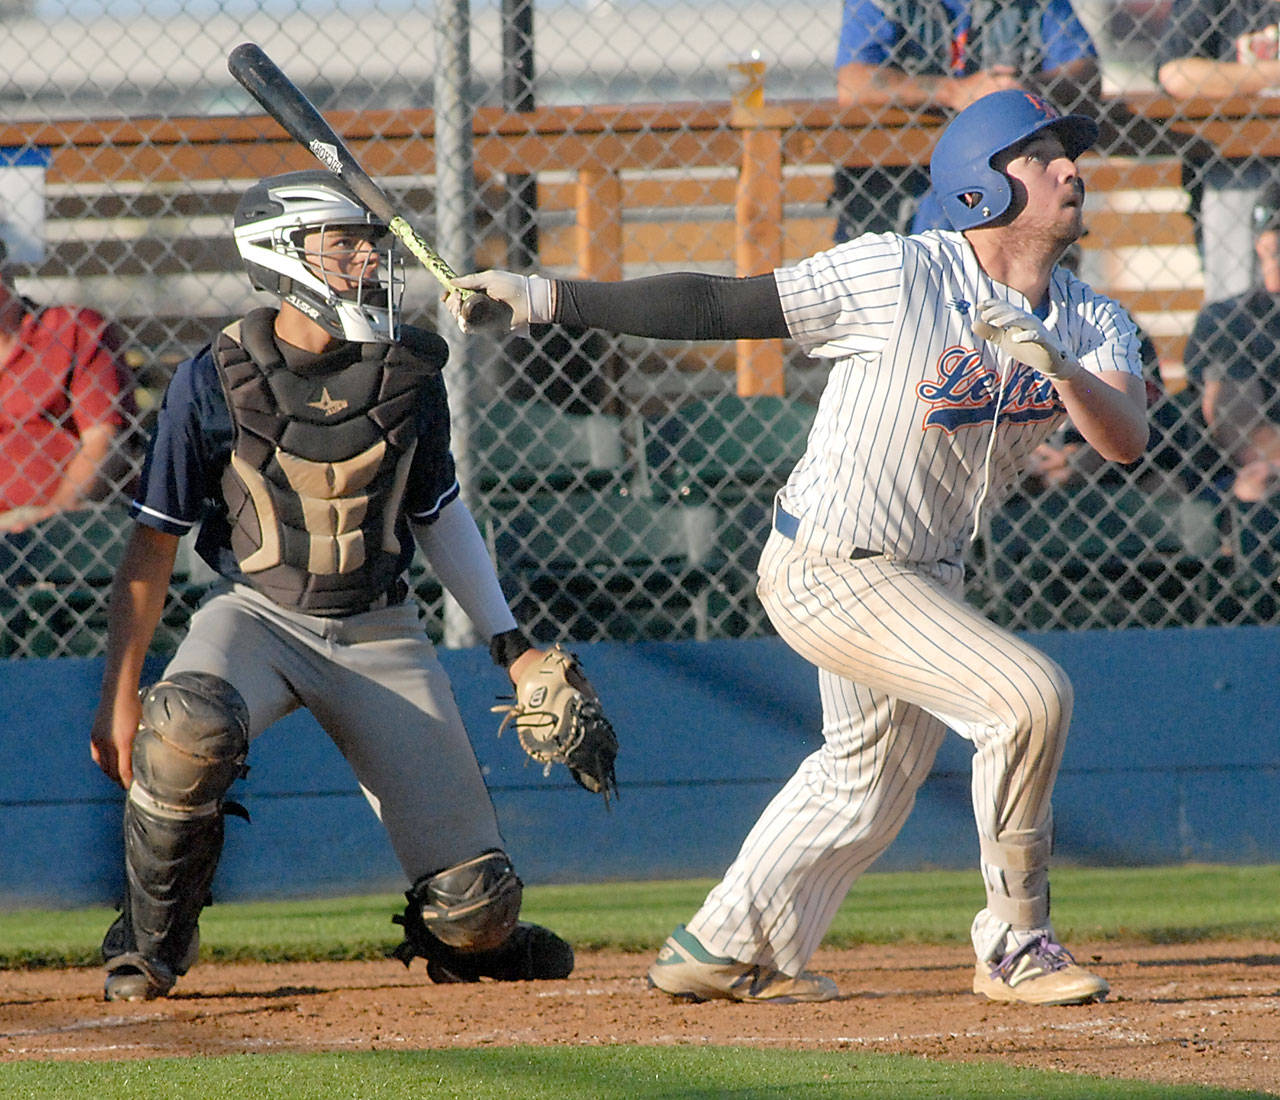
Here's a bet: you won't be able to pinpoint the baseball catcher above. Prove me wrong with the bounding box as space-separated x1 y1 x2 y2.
89 171 580 1000
493 645 619 807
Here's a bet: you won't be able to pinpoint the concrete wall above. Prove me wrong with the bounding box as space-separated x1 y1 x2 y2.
1 625 1277 909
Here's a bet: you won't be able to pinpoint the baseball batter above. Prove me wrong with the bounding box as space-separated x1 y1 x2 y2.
88 171 579 1002
449 90 1147 1005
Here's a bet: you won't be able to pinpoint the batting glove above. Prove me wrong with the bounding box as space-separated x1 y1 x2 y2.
972 298 1082 383
446 270 556 336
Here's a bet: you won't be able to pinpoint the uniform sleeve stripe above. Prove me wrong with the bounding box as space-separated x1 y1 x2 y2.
407 479 461 523
130 501 194 535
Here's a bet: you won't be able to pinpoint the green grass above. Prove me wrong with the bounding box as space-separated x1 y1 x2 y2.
2 863 1276 969
0 1047 1273 1100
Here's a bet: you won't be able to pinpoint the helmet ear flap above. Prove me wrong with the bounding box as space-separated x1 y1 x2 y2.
938 172 1012 234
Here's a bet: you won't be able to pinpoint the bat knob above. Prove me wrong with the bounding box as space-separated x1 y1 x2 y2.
458 292 515 335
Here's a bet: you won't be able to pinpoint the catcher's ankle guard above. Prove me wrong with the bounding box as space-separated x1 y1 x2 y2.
391 912 574 983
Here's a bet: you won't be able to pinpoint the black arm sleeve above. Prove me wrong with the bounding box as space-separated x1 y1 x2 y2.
554 272 789 341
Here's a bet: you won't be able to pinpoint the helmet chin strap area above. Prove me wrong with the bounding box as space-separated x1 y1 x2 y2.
306 234 403 343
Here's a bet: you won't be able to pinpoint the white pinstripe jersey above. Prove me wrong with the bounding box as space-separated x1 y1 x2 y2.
773 229 1143 565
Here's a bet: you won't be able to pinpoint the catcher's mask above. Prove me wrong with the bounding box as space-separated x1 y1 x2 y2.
233 170 403 343
929 90 1098 232
1253 182 1280 236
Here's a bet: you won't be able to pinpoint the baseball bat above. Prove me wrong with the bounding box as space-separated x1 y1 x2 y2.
226 42 506 332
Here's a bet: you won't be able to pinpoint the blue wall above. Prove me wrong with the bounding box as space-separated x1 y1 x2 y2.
1 626 1277 908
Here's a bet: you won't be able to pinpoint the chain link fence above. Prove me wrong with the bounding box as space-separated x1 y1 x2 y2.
0 0 1276 658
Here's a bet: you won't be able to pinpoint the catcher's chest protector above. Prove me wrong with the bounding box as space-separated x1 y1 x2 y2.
214 309 434 615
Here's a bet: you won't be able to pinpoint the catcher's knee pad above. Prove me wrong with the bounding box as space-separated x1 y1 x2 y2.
132 672 250 812
405 850 523 952
109 673 249 976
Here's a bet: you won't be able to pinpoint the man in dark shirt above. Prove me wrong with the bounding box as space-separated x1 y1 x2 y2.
833 0 1100 240
1182 181 1280 589
1158 0 1280 303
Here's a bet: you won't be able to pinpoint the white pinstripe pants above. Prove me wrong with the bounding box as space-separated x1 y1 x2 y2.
686 530 1072 975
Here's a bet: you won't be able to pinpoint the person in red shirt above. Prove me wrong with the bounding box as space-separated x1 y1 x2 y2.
0 259 136 531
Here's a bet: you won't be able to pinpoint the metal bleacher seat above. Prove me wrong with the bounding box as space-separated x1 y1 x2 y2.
977 385 1229 631
482 488 725 643
0 505 132 657
643 394 816 504
640 395 815 625
469 400 626 498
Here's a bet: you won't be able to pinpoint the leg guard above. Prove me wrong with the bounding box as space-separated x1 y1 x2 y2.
400 850 523 952
102 673 249 999
391 850 574 983
978 830 1053 932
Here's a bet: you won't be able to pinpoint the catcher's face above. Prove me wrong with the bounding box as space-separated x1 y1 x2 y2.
301 225 387 295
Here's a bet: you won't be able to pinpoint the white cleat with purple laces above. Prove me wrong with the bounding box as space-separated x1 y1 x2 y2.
973 931 1109 1006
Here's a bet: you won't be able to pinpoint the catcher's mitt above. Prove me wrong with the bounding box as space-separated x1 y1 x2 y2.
493 646 619 807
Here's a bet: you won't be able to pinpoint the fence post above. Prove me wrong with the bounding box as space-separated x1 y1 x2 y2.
576 167 623 281
435 0 482 648
731 78 790 397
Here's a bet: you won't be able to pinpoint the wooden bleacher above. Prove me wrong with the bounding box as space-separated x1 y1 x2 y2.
2 94 1278 396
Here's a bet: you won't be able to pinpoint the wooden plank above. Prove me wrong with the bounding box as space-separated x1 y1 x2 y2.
475 129 743 176
576 168 623 281
34 237 239 279
1079 159 1184 193
1082 210 1197 249
540 176 737 212
1150 332 1190 365
1099 288 1204 314
736 127 785 394
536 216 835 270
540 172 832 214
539 221 739 268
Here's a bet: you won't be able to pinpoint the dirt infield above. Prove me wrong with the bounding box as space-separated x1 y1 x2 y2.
2 941 1278 1093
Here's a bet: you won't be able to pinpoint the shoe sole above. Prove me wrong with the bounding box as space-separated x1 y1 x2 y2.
973 971 1109 1006
647 974 715 1003
647 968 838 1005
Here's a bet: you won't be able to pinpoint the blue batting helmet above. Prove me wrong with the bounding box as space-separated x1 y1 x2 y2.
928 90 1099 232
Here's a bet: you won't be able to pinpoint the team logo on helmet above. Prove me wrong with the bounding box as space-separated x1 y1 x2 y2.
1020 92 1057 120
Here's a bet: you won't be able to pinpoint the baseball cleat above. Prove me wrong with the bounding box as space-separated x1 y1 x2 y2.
425 921 574 983
973 932 1109 1005
103 964 171 1003
647 924 838 1004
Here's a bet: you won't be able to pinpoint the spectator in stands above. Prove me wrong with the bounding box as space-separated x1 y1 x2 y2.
1182 181 1280 580
0 248 135 533
832 0 1102 241
1158 0 1280 304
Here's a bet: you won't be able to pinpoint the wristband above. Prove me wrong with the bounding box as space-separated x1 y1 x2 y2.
527 276 557 325
489 628 533 669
